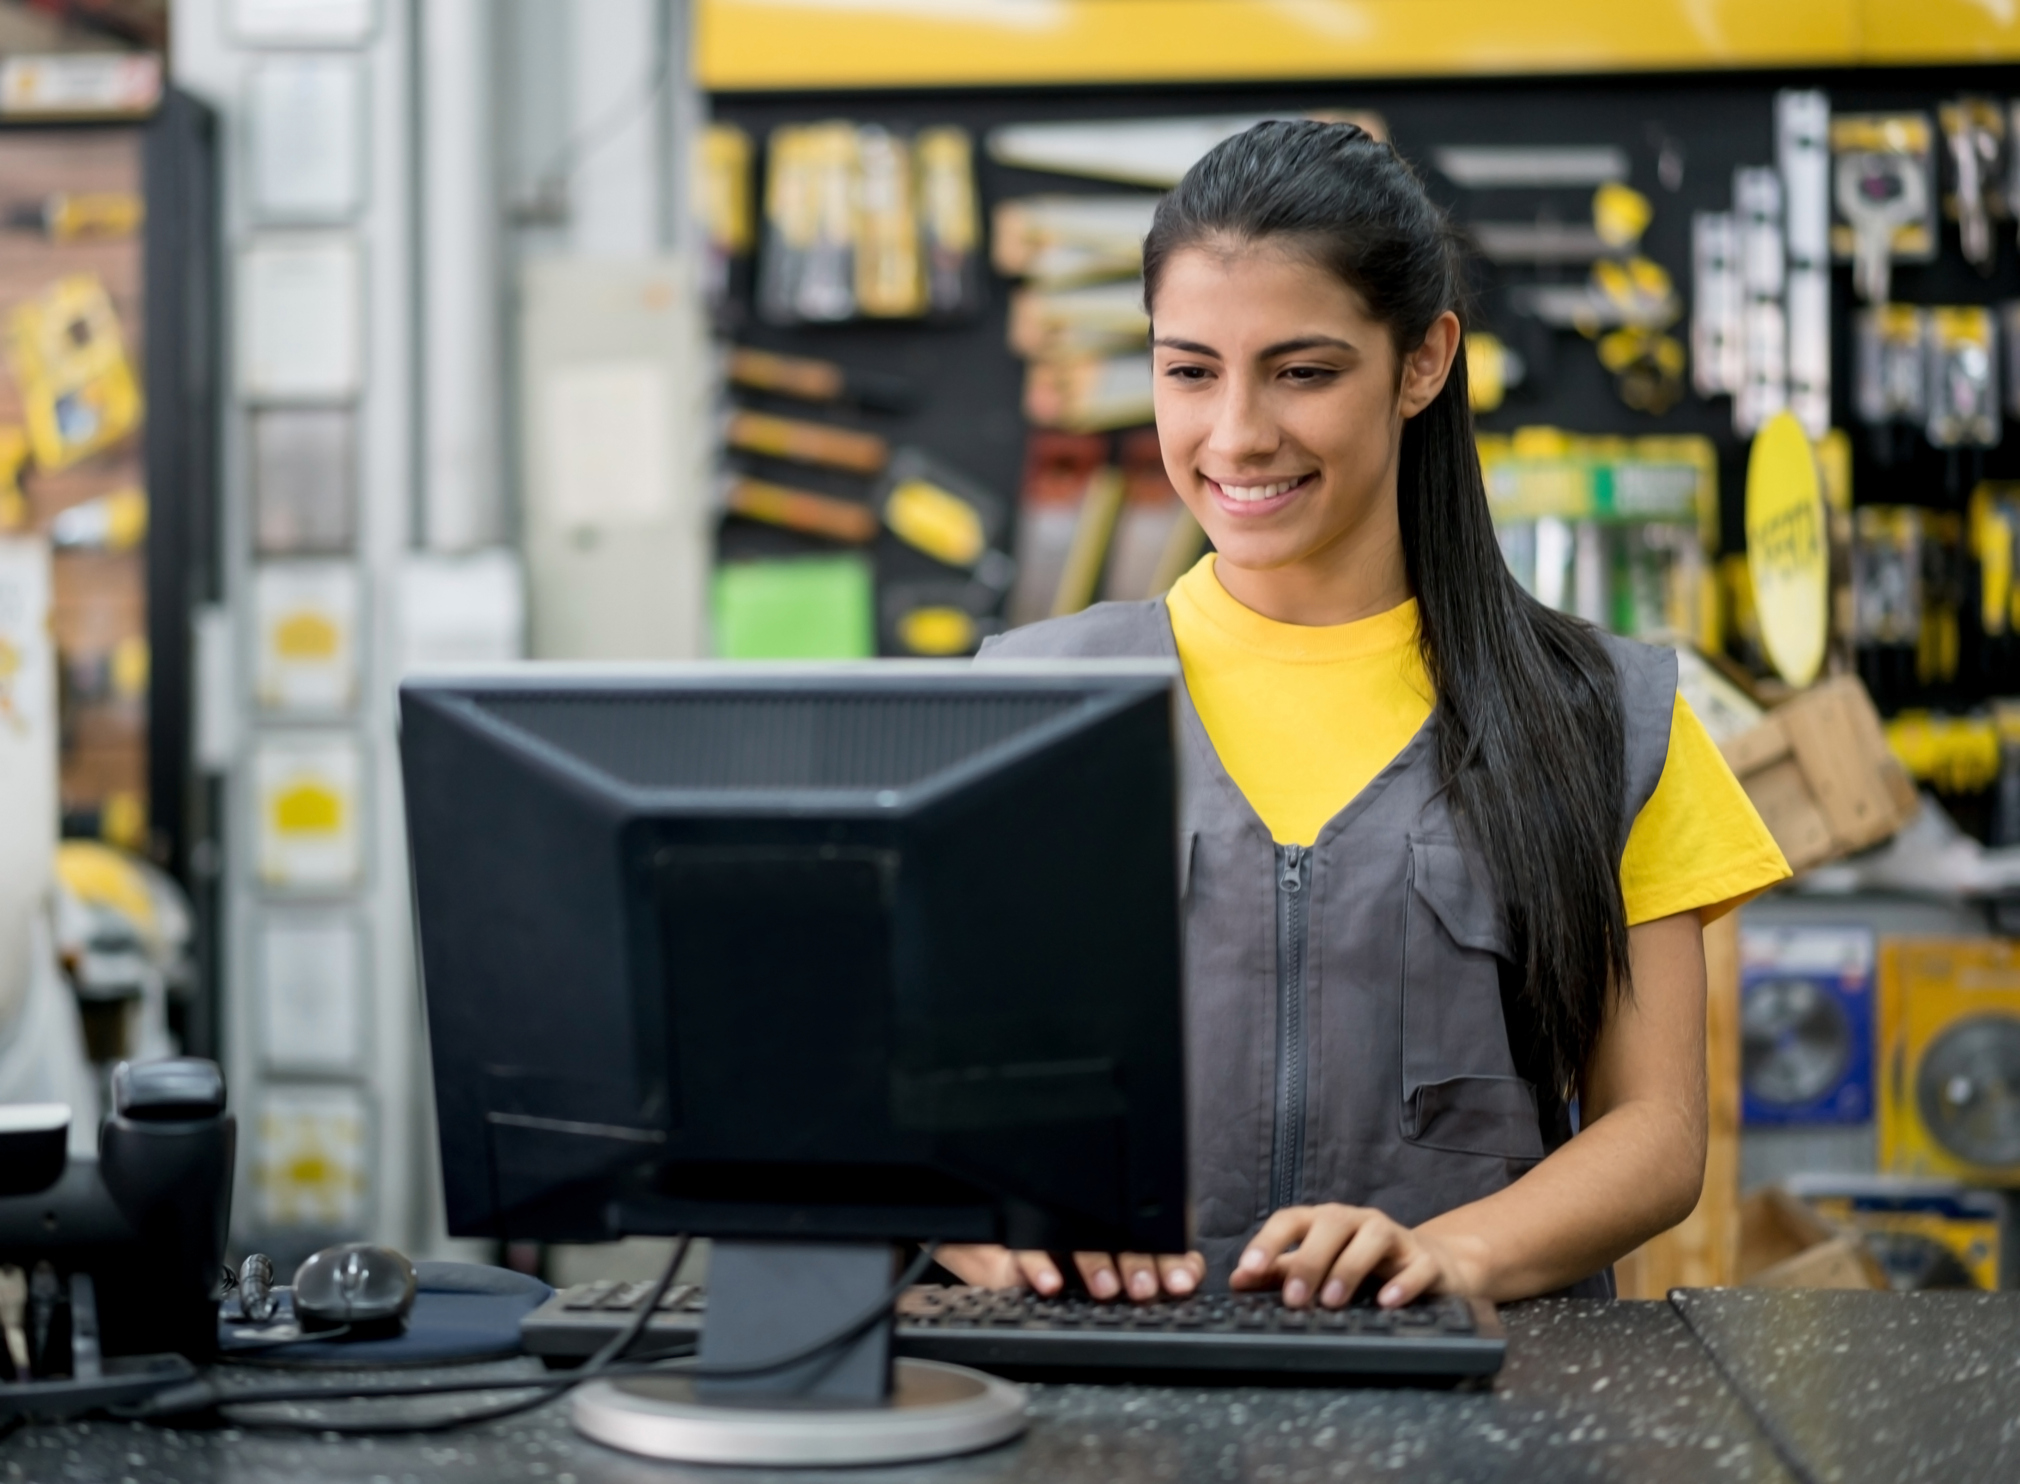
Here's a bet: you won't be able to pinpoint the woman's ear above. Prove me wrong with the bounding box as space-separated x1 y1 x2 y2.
1398 310 1462 419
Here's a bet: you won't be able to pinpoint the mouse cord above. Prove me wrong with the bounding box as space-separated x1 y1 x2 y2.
126 1239 940 1435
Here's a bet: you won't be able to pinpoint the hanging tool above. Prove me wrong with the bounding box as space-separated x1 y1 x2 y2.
1837 151 1928 304
1940 98 2005 274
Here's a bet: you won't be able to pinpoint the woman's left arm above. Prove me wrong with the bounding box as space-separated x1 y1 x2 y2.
1233 910 1707 1307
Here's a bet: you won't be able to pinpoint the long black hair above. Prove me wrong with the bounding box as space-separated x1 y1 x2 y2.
1143 119 1630 1097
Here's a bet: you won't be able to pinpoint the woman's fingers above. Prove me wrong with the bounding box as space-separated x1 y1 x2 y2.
1115 1253 1163 1301
1157 1252 1206 1296
1230 1206 1317 1288
936 1244 1022 1288
1279 1206 1371 1306
1072 1251 1123 1299
1013 1250 1067 1295
1373 1250 1440 1309
1311 1215 1404 1308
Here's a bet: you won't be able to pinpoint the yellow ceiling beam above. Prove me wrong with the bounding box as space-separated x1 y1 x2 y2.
1860 0 2020 62
696 0 1875 92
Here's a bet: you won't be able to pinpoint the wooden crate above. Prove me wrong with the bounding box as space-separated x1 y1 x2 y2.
1719 674 1918 873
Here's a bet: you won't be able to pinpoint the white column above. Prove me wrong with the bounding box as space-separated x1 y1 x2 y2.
420 0 503 551
569 0 665 259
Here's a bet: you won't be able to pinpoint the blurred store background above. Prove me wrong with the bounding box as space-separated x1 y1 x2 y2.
6 0 2020 1294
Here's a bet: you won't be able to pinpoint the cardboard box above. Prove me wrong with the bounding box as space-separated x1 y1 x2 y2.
1738 1186 1889 1290
1719 674 1918 873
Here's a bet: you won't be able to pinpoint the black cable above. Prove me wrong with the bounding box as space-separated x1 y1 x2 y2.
126 1239 939 1435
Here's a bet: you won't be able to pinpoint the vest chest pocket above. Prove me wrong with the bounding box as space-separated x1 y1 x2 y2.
1400 835 1545 1162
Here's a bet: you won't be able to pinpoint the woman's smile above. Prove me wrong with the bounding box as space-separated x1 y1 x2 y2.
1206 472 1317 512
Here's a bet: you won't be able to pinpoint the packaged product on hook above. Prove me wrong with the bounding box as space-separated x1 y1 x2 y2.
1855 305 1928 425
1939 97 2006 274
758 122 858 324
854 125 925 318
695 123 753 318
1830 113 1936 305
915 126 983 318
1925 306 2000 449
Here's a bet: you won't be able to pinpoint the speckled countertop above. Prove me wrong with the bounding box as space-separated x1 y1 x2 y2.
1673 1288 2020 1484
0 1299 1794 1484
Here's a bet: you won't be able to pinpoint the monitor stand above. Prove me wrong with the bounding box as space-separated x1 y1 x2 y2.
569 1239 1026 1467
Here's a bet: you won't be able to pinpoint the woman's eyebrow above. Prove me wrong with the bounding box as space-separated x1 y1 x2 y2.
1152 336 1220 358
1260 335 1357 357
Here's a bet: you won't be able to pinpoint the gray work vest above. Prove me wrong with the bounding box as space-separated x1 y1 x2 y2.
979 600 1676 1294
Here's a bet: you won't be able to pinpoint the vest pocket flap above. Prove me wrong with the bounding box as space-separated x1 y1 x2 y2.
1404 1076 1546 1161
1408 836 1510 958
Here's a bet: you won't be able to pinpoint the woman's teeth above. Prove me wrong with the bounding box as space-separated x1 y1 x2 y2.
1219 477 1305 503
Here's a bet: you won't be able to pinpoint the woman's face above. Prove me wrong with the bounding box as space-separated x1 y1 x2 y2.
1149 242 1455 582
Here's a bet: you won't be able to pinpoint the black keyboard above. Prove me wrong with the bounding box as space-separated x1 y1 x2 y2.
520 1282 1505 1381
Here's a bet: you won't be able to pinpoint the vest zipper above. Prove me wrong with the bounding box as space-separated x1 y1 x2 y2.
1271 843 1309 1212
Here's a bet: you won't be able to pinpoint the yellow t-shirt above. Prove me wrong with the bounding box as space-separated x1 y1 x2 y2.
1165 556 1790 925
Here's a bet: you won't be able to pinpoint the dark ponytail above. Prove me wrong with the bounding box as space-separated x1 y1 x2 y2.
1143 120 1630 1098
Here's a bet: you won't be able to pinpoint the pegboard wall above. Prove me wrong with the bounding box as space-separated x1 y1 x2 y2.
709 65 2020 637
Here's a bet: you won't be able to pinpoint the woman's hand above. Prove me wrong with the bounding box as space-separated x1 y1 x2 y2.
936 1245 1206 1302
1229 1204 1483 1308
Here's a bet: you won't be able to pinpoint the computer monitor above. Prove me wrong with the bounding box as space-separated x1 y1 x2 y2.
398 661 1188 1261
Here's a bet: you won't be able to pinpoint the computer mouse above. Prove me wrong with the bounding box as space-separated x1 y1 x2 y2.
293 1243 418 1338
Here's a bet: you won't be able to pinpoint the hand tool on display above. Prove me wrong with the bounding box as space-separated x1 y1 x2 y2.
721 474 880 545
1692 211 1744 399
723 409 888 474
989 112 1384 189
853 124 926 318
1024 353 1154 432
1925 306 2000 449
872 447 1008 572
991 194 1158 285
1831 114 1937 306
1465 220 1610 264
3 191 142 241
758 121 857 324
1856 305 1928 425
6 272 142 472
1736 166 1788 433
1431 144 1628 188
1779 90 1833 439
915 125 982 316
725 346 917 412
880 579 1004 656
1597 327 1686 414
1939 98 2005 274
1509 256 1679 333
696 123 753 317
0 1267 25 1379
1835 154 1930 305
1008 279 1150 358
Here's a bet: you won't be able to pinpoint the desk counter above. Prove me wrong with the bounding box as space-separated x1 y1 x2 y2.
1 1298 1797 1484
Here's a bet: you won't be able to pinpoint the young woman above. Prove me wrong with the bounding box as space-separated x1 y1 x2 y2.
956 120 1788 1310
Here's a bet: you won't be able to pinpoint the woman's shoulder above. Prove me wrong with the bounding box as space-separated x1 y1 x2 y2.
976 600 1172 660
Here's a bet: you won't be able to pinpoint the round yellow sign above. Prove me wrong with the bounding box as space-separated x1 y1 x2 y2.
1745 410 1829 688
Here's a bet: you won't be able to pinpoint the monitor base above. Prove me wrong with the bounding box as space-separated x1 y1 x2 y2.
571 1358 1026 1466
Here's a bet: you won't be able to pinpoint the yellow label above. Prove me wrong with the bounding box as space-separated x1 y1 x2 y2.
111 634 147 699
274 782 343 836
274 611 340 661
55 839 156 933
1465 333 1507 412
1592 182 1652 248
885 478 985 566
99 792 145 852
1745 410 1828 687
897 605 977 655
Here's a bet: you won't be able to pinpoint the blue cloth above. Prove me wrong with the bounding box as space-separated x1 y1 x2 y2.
219 1261 553 1368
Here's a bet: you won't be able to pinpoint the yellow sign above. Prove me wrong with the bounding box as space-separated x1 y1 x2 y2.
1745 411 1828 687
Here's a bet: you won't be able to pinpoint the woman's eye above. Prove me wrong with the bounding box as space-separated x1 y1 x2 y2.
1163 364 1211 382
1283 365 1337 384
